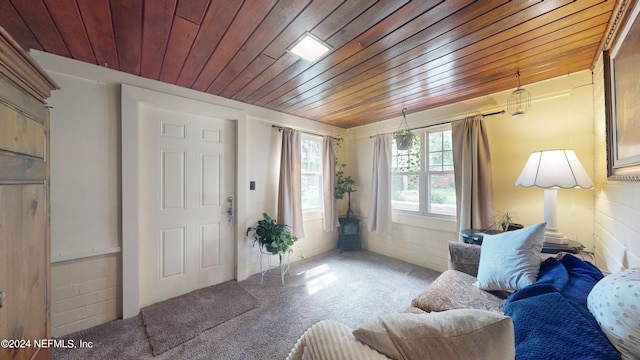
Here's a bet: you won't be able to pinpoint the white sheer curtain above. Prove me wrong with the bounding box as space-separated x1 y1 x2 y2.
322 136 338 231
277 128 305 238
368 134 392 234
451 116 495 238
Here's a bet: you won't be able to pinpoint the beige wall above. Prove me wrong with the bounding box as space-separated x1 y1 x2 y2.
592 53 640 272
349 70 596 272
486 73 595 249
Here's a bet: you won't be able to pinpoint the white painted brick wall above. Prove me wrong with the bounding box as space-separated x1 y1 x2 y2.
593 54 640 272
51 253 121 337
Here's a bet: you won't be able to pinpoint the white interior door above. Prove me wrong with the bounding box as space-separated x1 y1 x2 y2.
138 103 235 308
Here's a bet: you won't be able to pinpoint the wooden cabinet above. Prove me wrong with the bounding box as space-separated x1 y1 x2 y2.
0 26 58 360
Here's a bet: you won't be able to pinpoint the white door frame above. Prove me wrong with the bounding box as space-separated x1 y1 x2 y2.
121 84 246 318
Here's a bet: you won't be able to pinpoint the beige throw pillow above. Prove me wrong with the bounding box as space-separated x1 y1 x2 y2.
352 309 515 360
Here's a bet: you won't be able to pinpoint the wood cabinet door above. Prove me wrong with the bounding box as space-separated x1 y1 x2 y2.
0 184 49 360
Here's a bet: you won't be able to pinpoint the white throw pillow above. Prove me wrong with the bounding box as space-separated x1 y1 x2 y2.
587 268 640 360
474 222 545 292
352 309 515 360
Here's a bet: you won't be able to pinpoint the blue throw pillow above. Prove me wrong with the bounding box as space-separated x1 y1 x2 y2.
475 222 545 292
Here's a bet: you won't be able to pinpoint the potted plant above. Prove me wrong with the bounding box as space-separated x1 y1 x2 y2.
393 108 414 150
334 138 357 217
393 129 415 150
495 210 522 232
246 212 298 264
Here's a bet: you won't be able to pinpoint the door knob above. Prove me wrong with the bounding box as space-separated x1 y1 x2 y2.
0 291 5 308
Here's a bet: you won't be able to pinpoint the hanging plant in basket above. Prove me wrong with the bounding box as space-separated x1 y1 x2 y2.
393 108 414 150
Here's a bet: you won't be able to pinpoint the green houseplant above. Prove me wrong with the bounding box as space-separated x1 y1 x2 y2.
393 128 415 151
335 161 355 200
393 108 415 150
496 210 522 232
246 213 298 264
334 138 357 217
334 138 356 200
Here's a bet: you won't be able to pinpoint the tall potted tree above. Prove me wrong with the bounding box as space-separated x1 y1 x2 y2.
334 138 356 217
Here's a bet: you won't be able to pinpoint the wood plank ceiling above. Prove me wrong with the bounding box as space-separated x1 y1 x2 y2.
0 0 619 128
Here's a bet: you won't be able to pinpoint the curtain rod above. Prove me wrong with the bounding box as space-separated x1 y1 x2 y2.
271 124 341 141
369 110 505 139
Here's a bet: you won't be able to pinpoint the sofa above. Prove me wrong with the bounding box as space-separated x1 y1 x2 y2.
287 223 640 360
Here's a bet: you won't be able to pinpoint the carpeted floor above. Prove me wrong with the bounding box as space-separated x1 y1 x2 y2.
141 280 260 355
53 249 441 360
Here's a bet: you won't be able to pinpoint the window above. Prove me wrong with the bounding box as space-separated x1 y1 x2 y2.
301 135 323 210
392 124 456 216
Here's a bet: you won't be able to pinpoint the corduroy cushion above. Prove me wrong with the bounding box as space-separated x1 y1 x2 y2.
352 310 515 360
411 269 505 313
286 320 389 360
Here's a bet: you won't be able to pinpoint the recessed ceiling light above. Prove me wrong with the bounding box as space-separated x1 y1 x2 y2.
287 32 331 63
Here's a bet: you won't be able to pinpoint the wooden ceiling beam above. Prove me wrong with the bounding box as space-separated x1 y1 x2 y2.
158 16 199 84
76 0 119 69
140 0 177 80
285 0 612 120
0 0 618 128
205 0 311 94
44 0 96 64
191 0 278 92
112 0 143 75
175 0 242 88
277 0 607 115
218 0 345 98
0 1 41 52
324 47 596 127
244 0 411 106
269 0 513 110
230 0 377 103
10 0 70 57
298 24 606 120
325 44 597 123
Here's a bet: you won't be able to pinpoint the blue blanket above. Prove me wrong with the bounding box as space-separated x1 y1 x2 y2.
502 254 620 360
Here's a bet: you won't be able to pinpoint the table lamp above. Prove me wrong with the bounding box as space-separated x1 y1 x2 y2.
514 150 594 245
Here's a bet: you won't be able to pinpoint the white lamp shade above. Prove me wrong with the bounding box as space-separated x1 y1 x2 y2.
515 150 593 189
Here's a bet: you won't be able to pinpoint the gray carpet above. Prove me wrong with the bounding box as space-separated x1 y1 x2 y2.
140 280 260 355
52 250 440 360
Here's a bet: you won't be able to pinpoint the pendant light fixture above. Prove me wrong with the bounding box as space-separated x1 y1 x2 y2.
507 71 531 117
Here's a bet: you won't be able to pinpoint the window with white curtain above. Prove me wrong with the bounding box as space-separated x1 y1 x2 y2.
301 135 323 210
391 124 456 216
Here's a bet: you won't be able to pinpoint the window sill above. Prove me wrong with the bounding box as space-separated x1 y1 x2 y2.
302 209 324 221
391 212 457 233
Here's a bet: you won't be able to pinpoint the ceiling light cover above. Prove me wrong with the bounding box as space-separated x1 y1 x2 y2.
507 72 531 117
288 32 331 62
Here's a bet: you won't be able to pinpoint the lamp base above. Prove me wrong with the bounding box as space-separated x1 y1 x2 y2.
544 227 570 245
